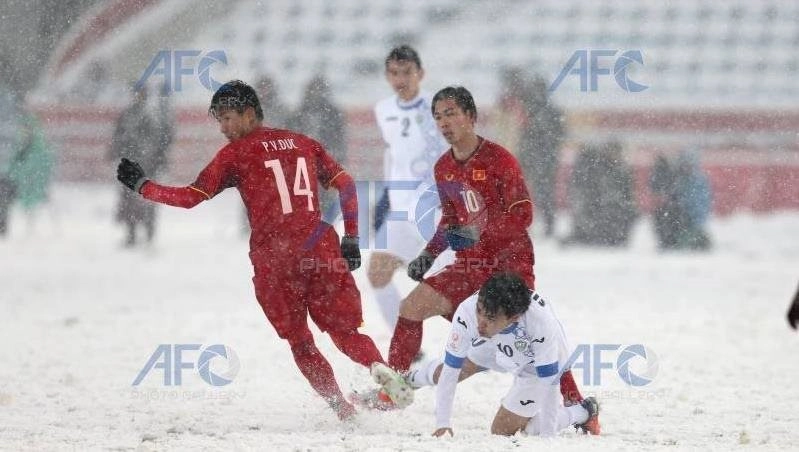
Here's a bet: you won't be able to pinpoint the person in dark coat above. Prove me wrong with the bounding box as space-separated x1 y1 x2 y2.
108 85 167 247
563 141 637 247
518 75 565 238
289 74 347 220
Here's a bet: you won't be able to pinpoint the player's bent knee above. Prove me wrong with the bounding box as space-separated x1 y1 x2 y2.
491 407 527 436
368 253 401 287
399 284 452 320
285 330 315 351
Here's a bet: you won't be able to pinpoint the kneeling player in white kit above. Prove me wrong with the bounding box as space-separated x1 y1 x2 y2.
408 272 600 437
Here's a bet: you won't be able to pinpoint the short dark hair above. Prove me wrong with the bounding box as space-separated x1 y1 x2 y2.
477 272 531 318
209 80 263 121
432 86 477 120
385 45 422 69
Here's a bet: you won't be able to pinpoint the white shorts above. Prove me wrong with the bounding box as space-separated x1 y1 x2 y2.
500 376 561 418
466 334 564 419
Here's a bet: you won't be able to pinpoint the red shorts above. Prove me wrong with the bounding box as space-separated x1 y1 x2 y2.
250 225 363 339
425 247 534 321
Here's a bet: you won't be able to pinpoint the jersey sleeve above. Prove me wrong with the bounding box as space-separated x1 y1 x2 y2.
314 140 358 236
443 301 476 366
139 146 236 208
498 153 533 220
314 140 346 189
483 153 533 244
526 298 563 437
191 147 239 199
529 298 562 379
139 181 208 208
435 300 476 429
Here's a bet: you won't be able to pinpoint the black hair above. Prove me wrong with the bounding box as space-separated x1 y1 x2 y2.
208 80 263 121
432 86 477 120
477 272 531 318
385 45 422 69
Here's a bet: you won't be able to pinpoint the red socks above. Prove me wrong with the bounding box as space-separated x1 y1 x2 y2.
388 317 424 373
560 369 584 403
289 341 342 402
328 329 386 368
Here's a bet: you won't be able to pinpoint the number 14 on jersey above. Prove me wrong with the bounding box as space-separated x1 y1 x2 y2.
264 157 314 214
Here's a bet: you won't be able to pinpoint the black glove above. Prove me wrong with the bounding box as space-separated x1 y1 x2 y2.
788 292 799 330
340 235 361 271
445 224 480 251
117 158 148 192
407 250 435 282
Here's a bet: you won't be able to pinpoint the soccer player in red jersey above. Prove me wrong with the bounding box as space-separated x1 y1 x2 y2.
114 80 408 420
373 86 583 407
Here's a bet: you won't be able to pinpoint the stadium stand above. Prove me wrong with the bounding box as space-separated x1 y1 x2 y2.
28 0 799 214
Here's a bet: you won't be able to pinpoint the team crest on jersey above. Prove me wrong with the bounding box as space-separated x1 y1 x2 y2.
472 169 486 181
513 326 536 358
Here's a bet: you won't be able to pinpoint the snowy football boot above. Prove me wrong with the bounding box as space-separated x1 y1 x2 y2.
575 396 601 435
370 363 414 409
348 387 398 411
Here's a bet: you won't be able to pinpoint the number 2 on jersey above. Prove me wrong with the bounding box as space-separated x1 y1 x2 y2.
264 157 314 214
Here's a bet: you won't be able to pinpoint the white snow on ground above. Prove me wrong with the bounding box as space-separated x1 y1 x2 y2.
1 183 798 451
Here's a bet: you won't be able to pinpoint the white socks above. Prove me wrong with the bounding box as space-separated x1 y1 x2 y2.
406 358 443 389
374 283 402 330
524 404 589 436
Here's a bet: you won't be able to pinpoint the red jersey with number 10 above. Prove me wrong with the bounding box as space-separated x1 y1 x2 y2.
190 127 347 253
426 137 534 260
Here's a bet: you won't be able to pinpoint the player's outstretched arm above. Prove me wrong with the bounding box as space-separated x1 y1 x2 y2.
116 158 207 209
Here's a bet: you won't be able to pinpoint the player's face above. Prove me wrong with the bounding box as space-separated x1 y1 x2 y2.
433 98 476 145
475 302 520 337
385 59 423 102
216 107 255 142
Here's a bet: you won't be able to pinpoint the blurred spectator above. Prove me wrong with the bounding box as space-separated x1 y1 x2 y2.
289 74 347 219
563 141 637 247
650 150 712 251
107 84 168 247
255 74 290 128
69 59 127 105
0 67 21 237
151 82 175 173
492 67 528 157
518 74 565 238
8 109 55 232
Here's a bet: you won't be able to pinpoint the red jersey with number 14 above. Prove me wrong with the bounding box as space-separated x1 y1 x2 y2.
189 127 347 253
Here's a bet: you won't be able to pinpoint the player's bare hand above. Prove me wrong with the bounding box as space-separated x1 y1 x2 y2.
432 427 453 437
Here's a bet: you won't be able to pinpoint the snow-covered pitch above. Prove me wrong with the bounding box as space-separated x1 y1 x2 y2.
2 183 798 451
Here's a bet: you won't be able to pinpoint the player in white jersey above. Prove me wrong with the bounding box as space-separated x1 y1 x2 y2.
369 46 451 330
405 272 600 437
